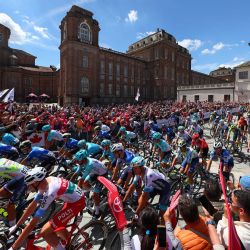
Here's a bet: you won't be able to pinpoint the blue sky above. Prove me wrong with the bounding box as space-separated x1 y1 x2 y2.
1 0 250 73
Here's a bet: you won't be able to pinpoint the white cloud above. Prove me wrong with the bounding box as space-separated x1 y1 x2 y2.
0 13 31 44
192 63 218 71
136 31 155 40
125 10 138 23
31 35 39 40
201 42 239 55
178 39 203 51
34 26 50 39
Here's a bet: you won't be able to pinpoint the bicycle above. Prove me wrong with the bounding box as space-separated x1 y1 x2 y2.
0 212 108 250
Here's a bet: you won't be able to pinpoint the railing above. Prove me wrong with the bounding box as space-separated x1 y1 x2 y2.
177 82 234 90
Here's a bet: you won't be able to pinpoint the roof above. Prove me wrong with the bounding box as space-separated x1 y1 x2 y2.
18 65 55 72
235 61 250 68
12 49 36 58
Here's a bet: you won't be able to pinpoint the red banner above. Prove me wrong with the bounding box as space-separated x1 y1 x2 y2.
97 177 127 231
219 163 242 250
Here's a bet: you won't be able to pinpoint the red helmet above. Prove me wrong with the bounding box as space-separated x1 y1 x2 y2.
192 133 200 140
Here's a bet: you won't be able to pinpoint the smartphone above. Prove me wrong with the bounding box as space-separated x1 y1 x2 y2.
157 225 166 247
198 195 217 216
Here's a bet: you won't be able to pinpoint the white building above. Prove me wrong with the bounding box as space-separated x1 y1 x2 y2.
177 82 235 102
235 61 250 102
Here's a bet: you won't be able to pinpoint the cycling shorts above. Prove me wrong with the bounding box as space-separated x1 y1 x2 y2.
50 196 85 230
181 157 199 173
4 177 27 203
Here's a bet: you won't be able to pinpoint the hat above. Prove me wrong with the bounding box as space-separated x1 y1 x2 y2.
240 176 250 190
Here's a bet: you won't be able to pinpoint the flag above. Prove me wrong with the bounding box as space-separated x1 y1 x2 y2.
0 89 9 99
135 88 140 101
3 88 14 103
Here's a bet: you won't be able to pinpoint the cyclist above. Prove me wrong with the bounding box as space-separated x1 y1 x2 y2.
71 150 107 219
77 139 103 158
191 133 209 166
10 167 85 250
93 125 111 142
99 139 115 163
226 111 233 124
0 158 29 227
164 126 176 144
152 132 172 168
209 111 217 124
20 140 56 171
123 156 171 216
176 126 192 146
117 126 137 146
111 143 135 190
215 119 229 139
189 120 203 138
42 124 64 150
59 133 79 158
0 142 19 160
238 116 248 137
171 140 199 190
226 124 242 145
207 141 234 180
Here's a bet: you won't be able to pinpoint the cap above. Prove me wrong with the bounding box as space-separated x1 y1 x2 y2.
239 176 250 190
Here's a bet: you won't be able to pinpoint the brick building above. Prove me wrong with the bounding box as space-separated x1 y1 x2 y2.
0 24 58 103
209 67 235 82
58 5 223 105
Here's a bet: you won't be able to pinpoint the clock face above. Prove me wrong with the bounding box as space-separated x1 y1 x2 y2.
0 33 3 42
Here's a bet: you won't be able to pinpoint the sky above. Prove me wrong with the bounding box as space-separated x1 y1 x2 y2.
1 0 250 74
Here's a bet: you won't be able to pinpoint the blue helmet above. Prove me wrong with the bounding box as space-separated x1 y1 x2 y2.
166 127 173 134
101 139 111 147
152 132 161 140
74 150 88 161
42 124 51 132
77 140 86 148
131 156 145 167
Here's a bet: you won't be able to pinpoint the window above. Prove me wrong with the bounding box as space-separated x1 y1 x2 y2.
170 86 174 96
171 68 175 80
79 23 91 43
155 48 159 59
124 65 128 77
124 85 128 97
116 84 120 96
164 49 168 59
171 51 175 62
99 83 104 96
82 55 88 68
224 95 230 102
100 61 105 74
63 23 67 40
131 67 134 82
109 62 113 80
80 77 89 94
182 95 187 102
194 95 199 102
208 95 214 102
163 86 168 98
116 64 120 81
108 83 112 95
130 86 134 96
239 71 248 79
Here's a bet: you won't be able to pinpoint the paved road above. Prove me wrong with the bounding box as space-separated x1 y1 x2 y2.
23 123 250 249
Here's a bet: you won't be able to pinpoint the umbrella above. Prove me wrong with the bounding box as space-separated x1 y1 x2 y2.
40 93 50 98
27 93 37 98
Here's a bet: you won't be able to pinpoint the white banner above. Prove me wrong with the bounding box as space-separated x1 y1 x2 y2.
3 88 14 102
27 132 45 147
0 89 9 99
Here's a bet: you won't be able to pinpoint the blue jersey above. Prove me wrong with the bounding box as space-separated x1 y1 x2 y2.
0 143 19 156
210 149 234 167
47 130 63 142
86 142 102 156
117 150 135 165
2 133 19 146
27 147 56 162
98 131 111 140
154 139 171 152
65 138 79 150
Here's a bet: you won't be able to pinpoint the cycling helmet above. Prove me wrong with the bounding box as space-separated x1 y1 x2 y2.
25 167 47 185
77 140 87 148
131 156 145 168
42 124 51 132
152 132 161 140
178 126 185 131
213 141 223 149
230 124 237 129
178 140 187 148
192 133 200 140
111 143 124 152
219 119 224 124
96 120 102 126
94 126 101 131
101 139 111 147
20 140 32 149
216 116 220 119
74 150 88 161
119 126 126 132
62 133 71 138
166 127 173 134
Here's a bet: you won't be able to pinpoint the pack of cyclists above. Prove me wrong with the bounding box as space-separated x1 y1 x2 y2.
0 101 249 250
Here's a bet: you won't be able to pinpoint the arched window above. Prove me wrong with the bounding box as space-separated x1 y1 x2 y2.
79 23 91 43
63 22 67 40
80 77 89 94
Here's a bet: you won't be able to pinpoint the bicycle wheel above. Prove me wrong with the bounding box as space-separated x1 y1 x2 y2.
0 235 7 249
68 220 108 250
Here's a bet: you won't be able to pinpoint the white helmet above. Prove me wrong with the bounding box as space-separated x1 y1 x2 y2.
25 167 47 185
213 141 223 149
111 143 124 152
